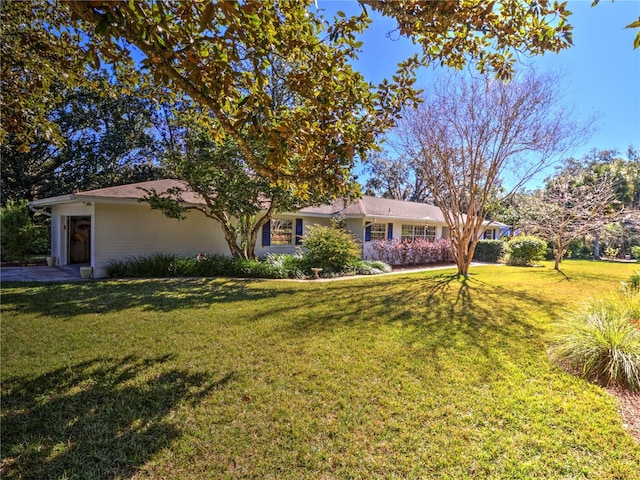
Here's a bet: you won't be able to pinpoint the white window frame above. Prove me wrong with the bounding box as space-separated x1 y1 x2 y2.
401 224 436 241
271 218 293 245
370 223 386 241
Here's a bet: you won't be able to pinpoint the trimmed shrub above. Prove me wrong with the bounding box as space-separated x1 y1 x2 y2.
106 253 282 279
631 245 640 261
473 240 506 263
371 238 453 266
106 250 393 280
549 290 640 392
505 235 546 266
301 224 361 273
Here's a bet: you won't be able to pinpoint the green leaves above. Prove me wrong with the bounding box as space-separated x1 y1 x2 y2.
626 17 640 49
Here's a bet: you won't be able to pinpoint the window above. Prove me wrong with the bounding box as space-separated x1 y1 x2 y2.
270 219 293 245
262 218 302 246
401 224 436 241
370 223 386 241
483 229 495 240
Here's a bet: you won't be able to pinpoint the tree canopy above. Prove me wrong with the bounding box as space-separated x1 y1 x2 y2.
0 77 165 205
2 0 577 196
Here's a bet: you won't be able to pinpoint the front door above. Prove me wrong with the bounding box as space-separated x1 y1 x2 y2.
68 216 91 264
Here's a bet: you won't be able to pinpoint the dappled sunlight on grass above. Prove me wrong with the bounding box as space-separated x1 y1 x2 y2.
0 355 231 479
2 260 640 478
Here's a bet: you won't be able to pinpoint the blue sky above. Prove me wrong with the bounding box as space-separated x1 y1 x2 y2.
317 0 640 187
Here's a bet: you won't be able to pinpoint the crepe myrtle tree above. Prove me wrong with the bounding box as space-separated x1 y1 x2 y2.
3 0 578 197
390 70 591 277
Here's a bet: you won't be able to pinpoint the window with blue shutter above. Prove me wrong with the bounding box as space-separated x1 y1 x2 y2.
387 223 393 240
365 225 372 242
262 220 271 247
295 218 303 245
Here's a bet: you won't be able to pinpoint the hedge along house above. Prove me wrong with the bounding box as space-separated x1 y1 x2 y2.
30 179 504 277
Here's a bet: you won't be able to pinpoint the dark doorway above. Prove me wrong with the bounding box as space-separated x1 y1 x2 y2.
68 217 91 264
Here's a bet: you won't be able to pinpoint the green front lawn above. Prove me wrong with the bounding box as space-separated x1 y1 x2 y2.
2 260 639 479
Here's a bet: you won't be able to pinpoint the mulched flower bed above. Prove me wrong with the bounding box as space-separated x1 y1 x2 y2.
608 386 640 443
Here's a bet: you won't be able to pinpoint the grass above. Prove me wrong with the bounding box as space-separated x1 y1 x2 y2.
2 259 640 479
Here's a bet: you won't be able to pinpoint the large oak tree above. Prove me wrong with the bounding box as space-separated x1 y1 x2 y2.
2 0 576 197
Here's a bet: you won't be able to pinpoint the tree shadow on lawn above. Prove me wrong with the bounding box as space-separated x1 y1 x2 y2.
282 272 567 369
1 278 299 317
1 355 234 479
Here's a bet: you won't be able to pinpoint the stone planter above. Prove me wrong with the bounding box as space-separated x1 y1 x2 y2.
79 266 93 279
46 256 57 267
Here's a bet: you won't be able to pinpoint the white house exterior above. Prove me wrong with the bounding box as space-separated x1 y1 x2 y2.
30 179 503 277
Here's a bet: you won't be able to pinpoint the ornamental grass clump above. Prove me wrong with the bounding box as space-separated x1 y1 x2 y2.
549 288 640 392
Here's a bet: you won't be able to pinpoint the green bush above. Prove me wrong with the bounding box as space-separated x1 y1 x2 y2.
549 290 640 392
1 199 50 262
106 253 282 279
301 224 362 274
473 240 506 263
505 235 546 266
106 250 392 280
631 245 640 261
567 238 592 259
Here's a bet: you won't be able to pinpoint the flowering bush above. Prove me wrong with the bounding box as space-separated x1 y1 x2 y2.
371 238 453 266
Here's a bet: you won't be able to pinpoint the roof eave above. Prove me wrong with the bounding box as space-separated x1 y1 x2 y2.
29 194 77 207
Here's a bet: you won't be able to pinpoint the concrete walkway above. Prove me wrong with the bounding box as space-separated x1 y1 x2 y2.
1 265 85 282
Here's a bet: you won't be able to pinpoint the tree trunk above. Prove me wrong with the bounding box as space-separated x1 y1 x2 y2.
220 223 246 259
456 257 471 277
554 252 562 271
593 229 601 260
454 241 472 277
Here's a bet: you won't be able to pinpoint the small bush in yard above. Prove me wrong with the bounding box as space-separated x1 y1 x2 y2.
505 235 546 266
631 245 640 261
549 287 640 392
301 224 361 273
473 240 506 263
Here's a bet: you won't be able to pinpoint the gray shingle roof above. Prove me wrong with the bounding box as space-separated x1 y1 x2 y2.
300 196 446 222
31 180 446 222
30 179 204 206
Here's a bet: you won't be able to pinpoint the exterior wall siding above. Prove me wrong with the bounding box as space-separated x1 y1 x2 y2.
93 203 229 277
254 216 333 258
